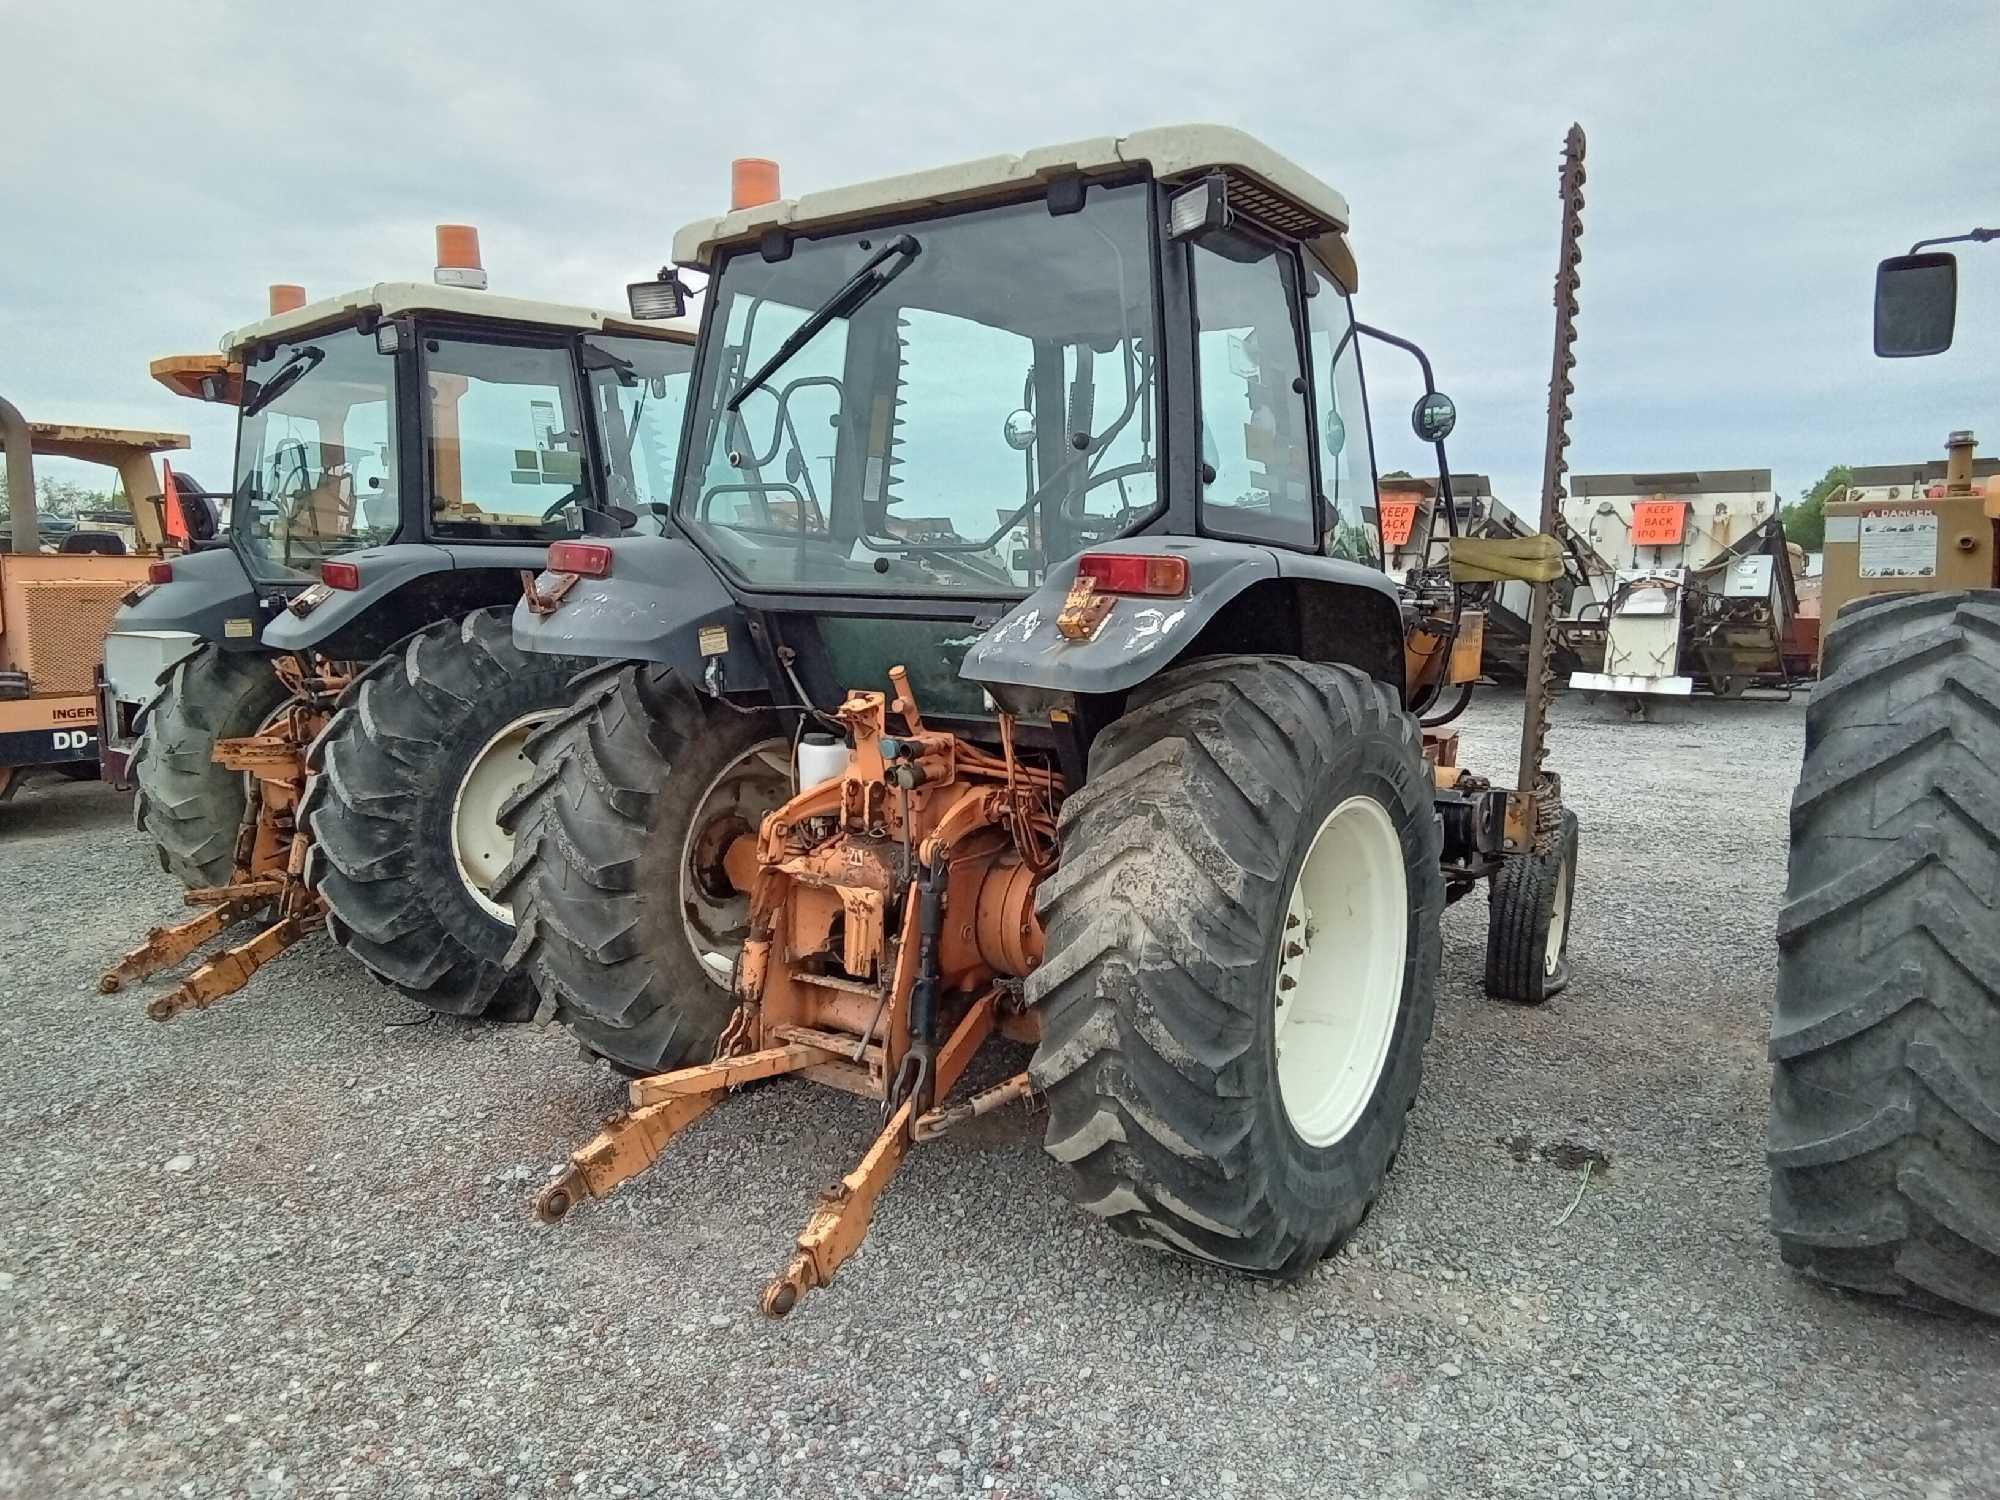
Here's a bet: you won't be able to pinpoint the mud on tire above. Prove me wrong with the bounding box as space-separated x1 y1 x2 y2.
498 663 787 1073
302 608 589 1020
132 645 290 888
1029 656 1444 1276
1769 591 2000 1317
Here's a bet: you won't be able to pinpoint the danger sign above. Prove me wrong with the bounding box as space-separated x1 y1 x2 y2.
1380 499 1419 548
1630 500 1687 547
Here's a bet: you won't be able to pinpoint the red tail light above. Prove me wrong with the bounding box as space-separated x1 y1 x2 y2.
1075 552 1188 597
147 561 175 585
548 540 613 578
320 560 361 590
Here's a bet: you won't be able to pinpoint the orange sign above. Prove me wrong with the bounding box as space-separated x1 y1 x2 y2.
1380 499 1419 548
1630 499 1687 547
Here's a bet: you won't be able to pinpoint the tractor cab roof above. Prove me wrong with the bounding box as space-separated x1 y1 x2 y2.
671 124 1358 287
219 283 699 358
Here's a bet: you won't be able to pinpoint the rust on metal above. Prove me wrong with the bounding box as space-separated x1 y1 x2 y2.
102 654 354 1019
1055 574 1113 641
533 666 1066 1313
912 1069 1036 1143
519 567 580 616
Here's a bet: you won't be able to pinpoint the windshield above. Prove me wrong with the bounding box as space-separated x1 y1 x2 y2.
678 183 1159 594
584 334 695 533
232 327 396 581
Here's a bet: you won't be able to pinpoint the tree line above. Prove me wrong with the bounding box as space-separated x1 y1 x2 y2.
1779 465 1852 552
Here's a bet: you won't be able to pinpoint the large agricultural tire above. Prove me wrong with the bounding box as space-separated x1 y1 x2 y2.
132 646 290 888
497 663 789 1073
1484 809 1580 1004
302 609 590 1020
1769 590 2000 1317
1029 656 1445 1275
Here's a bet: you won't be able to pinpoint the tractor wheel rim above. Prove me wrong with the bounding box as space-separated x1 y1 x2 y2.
1274 794 1408 1148
1545 849 1571 977
679 738 792 987
452 709 558 922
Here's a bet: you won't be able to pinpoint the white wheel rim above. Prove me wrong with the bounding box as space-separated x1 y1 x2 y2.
452 710 558 922
1545 850 1571 978
679 739 792 986
1275 794 1409 1148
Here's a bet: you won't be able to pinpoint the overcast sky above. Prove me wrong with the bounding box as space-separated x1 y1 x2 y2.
6 2 1994 505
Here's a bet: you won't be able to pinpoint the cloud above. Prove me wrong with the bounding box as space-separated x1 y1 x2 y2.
5 1 1994 503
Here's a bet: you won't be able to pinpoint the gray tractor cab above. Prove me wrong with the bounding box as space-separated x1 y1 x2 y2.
500 128 1577 1295
106 239 697 1020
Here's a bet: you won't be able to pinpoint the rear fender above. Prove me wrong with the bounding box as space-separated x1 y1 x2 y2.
261 544 454 652
961 539 1403 696
509 534 769 692
110 545 263 649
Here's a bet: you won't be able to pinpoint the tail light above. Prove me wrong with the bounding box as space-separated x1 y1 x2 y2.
1075 552 1189 597
320 560 361 590
147 561 174 585
548 540 613 577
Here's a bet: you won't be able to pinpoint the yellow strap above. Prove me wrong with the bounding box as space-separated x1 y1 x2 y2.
1446 533 1565 584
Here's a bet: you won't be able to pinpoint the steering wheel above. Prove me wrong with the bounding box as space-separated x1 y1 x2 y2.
1057 460 1158 543
268 439 313 501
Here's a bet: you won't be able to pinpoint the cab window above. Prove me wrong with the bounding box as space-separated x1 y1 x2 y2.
584 334 696 523
1305 276 1379 563
424 337 593 538
1191 234 1316 550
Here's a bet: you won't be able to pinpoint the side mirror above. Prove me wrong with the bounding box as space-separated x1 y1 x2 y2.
1322 409 1346 458
1002 409 1036 451
1412 391 1457 443
1874 252 1956 358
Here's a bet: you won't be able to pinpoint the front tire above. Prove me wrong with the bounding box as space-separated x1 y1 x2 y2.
303 608 590 1020
1769 591 2000 1317
497 663 788 1073
1029 656 1444 1275
133 646 290 887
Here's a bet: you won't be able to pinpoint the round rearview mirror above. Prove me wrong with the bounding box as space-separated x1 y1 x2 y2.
1003 409 1036 451
1412 392 1457 443
1322 409 1346 458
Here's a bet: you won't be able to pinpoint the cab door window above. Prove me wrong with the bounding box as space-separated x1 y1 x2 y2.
423 337 594 538
1191 234 1316 549
1304 276 1380 563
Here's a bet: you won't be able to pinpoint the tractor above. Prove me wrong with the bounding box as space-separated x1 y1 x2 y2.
500 126 1588 1314
98 229 698 1020
1 403 188 803
1768 226 2000 1317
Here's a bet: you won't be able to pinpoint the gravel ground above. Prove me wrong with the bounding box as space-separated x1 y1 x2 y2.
3 690 1998 1499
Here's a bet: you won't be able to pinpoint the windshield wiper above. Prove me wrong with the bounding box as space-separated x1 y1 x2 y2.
242 346 326 418
725 235 920 413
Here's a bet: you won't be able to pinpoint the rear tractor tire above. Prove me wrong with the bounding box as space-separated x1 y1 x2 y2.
497 663 790 1073
133 645 291 887
1484 810 1579 1004
304 608 591 1020
1030 656 1444 1275
1769 591 2000 1317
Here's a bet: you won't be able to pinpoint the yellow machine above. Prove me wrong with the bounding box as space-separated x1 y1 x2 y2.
0 401 184 801
1768 228 2000 1320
